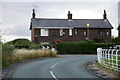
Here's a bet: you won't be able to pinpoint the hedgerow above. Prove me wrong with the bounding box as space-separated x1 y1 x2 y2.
56 41 115 54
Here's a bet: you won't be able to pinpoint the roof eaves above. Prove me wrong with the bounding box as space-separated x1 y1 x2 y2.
105 19 113 29
34 27 74 29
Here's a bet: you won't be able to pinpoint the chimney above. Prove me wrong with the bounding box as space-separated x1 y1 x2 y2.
103 10 107 19
32 9 36 19
68 11 72 19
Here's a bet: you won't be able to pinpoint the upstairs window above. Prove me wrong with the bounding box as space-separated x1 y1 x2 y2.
41 29 49 36
69 29 72 36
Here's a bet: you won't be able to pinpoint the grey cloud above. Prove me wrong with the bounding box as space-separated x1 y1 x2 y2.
5 25 30 36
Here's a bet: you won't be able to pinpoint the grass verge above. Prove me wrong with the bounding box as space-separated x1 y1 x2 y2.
2 49 57 68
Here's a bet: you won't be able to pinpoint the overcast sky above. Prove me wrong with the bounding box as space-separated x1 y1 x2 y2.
0 0 120 42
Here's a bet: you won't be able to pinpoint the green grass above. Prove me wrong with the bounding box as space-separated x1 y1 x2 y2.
102 55 120 71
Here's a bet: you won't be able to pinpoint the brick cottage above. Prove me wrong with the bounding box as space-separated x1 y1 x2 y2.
30 9 113 44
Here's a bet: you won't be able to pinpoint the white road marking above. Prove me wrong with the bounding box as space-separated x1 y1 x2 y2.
51 63 58 69
50 71 58 80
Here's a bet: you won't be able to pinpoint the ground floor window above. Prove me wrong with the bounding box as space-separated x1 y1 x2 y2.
84 31 86 36
98 31 105 36
69 29 72 36
41 29 49 36
60 29 64 36
75 29 77 35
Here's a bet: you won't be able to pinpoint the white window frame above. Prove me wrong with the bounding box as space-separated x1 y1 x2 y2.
69 29 72 36
84 31 86 36
60 29 63 36
75 29 77 35
41 29 49 36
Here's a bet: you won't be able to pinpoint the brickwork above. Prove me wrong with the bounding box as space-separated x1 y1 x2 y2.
31 28 111 43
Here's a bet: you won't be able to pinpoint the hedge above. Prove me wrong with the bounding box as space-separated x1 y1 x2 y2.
30 44 51 49
56 42 115 54
5 38 51 49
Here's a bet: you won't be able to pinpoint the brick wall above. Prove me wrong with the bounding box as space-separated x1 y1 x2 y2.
31 27 35 42
31 28 111 44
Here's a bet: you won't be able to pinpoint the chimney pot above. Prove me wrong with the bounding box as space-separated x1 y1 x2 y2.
103 10 107 19
68 11 72 19
32 9 36 19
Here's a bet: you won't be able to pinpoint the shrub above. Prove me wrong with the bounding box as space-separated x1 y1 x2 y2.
5 38 31 49
56 41 115 54
94 43 115 49
2 44 15 55
112 37 120 45
56 42 96 54
5 38 52 49
13 39 31 49
30 43 52 49
2 44 15 68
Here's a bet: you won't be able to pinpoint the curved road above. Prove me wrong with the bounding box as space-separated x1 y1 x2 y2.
12 55 99 79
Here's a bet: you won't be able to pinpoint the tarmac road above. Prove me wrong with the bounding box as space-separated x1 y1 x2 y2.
12 55 99 79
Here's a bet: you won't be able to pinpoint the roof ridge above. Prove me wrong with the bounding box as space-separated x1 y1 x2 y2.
33 18 105 20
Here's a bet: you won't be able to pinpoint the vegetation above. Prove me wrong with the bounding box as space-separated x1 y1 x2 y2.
2 49 57 68
2 37 120 68
2 38 57 68
112 37 120 45
2 44 15 68
5 38 51 49
56 41 115 54
0 42 2 69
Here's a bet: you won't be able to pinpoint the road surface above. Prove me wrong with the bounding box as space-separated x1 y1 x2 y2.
12 55 99 79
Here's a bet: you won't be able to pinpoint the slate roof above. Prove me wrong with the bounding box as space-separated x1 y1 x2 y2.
30 18 113 29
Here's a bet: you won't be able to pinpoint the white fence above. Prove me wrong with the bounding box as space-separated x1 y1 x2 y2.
97 48 120 72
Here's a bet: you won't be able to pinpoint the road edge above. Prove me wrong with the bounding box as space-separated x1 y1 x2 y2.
85 61 119 79
2 57 58 79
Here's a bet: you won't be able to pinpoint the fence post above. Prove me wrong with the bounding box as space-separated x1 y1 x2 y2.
108 49 111 69
116 50 118 71
97 48 120 72
97 48 102 64
111 49 115 70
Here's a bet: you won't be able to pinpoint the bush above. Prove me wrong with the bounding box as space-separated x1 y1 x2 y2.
94 43 115 49
56 41 115 54
2 44 15 55
112 37 120 45
13 39 31 49
5 38 52 49
5 38 31 49
2 44 15 68
30 43 52 49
